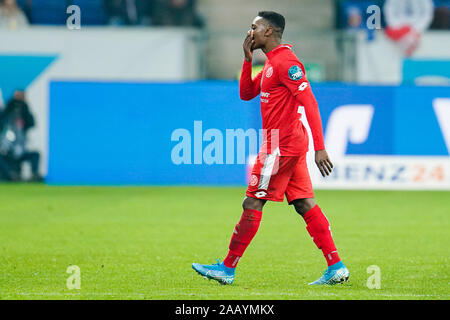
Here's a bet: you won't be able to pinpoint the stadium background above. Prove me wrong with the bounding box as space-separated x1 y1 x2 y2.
0 0 449 300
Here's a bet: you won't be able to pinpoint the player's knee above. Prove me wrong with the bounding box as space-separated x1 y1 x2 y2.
293 198 316 216
242 197 265 211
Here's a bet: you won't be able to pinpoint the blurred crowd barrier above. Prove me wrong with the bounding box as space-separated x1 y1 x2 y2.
340 30 450 84
1 0 449 83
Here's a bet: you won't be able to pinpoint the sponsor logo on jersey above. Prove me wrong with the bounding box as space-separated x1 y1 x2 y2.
288 65 303 81
261 91 270 103
266 66 273 78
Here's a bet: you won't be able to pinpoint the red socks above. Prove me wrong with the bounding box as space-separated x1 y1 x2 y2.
302 205 341 266
223 205 339 269
223 208 262 268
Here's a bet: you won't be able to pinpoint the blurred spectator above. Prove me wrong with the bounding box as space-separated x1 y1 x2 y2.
335 0 384 30
346 6 363 30
104 0 154 26
153 0 204 28
430 4 450 29
0 0 29 29
0 90 42 182
15 0 31 22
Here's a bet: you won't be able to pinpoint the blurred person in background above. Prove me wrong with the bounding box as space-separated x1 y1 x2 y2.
430 4 449 29
17 0 31 23
0 0 29 29
346 6 363 30
0 90 42 182
104 0 154 26
153 0 204 28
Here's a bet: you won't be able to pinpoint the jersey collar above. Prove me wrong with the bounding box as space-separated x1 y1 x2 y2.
266 44 292 60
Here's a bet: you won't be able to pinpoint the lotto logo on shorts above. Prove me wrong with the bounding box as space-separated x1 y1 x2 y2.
254 191 267 198
250 175 259 187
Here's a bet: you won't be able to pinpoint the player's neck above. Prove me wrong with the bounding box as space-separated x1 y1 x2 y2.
262 39 282 55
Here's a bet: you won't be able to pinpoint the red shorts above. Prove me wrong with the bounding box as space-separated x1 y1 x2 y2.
246 152 314 203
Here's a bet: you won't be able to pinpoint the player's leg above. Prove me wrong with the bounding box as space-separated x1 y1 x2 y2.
192 152 296 284
191 197 266 285
222 152 297 269
221 196 266 269
286 154 349 285
291 198 341 266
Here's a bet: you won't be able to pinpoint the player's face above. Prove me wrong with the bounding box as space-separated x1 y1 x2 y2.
250 17 268 50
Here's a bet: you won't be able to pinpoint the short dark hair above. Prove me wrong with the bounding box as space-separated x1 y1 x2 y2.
257 11 285 37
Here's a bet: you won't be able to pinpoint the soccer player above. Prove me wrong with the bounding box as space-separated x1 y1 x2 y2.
192 11 349 285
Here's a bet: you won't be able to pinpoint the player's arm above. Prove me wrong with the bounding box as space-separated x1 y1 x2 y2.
297 85 333 177
277 59 333 177
239 33 262 101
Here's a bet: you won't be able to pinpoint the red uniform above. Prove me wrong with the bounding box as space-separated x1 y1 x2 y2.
222 45 341 271
240 44 325 203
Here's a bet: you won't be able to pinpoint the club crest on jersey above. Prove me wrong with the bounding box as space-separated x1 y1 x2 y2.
250 175 259 186
266 66 273 78
288 65 303 81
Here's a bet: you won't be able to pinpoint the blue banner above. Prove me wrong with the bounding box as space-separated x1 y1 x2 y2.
48 81 260 185
48 81 450 185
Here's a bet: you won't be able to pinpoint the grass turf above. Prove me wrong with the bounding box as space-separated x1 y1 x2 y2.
0 184 448 300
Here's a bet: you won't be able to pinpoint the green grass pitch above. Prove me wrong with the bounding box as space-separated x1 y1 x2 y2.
0 184 448 300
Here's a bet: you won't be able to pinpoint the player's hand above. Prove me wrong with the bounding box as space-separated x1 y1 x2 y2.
243 31 254 62
315 149 333 177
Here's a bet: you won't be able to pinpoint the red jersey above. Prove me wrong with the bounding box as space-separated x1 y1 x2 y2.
239 44 325 156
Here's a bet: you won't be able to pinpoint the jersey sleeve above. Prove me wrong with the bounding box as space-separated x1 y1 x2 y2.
239 59 262 101
277 59 325 151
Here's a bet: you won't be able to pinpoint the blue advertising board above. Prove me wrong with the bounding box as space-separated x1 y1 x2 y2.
48 81 260 185
48 81 450 185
